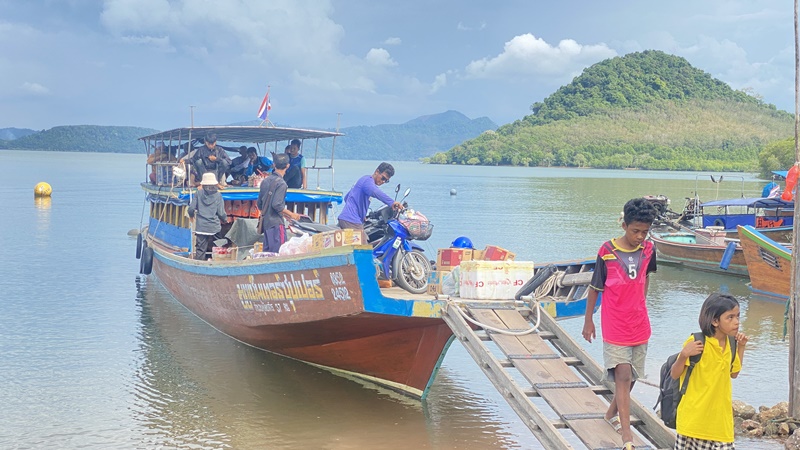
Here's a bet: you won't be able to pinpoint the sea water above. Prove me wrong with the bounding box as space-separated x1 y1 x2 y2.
0 150 784 449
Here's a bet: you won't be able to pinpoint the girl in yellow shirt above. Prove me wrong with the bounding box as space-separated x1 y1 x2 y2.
670 292 748 449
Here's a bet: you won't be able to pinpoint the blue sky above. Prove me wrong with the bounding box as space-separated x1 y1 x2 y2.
0 0 794 131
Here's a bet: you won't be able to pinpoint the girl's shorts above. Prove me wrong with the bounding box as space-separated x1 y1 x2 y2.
675 433 735 449
602 342 647 382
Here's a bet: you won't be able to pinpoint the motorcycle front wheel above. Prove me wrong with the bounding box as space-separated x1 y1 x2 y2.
393 249 432 294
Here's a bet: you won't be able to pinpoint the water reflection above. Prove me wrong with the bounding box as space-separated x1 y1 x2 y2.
133 276 537 449
34 196 52 210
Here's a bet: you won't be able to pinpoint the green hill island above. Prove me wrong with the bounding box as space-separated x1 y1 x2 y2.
427 50 794 172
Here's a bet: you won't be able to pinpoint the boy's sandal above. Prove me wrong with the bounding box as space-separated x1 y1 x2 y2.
622 442 635 450
605 415 622 433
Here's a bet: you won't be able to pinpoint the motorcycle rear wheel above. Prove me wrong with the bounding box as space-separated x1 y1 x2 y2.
393 249 432 294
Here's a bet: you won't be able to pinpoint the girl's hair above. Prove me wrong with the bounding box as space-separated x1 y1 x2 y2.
698 292 740 336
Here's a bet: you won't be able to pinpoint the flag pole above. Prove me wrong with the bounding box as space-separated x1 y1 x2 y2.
259 85 273 127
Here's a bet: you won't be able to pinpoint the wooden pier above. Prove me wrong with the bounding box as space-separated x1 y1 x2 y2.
442 298 675 450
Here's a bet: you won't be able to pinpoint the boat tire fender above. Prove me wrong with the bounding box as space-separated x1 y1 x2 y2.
140 247 154 275
713 218 726 228
136 233 144 259
719 241 738 270
515 264 558 300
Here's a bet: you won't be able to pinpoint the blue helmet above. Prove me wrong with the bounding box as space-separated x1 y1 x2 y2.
451 236 474 249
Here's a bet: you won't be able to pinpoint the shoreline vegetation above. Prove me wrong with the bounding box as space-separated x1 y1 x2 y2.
426 51 793 177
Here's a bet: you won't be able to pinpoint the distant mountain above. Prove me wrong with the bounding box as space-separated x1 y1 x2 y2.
335 111 497 160
0 127 37 140
0 125 159 153
0 110 495 158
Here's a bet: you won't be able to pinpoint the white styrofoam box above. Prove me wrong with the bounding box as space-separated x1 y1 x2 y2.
458 260 534 299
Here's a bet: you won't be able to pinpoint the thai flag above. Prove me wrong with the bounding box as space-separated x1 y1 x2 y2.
257 91 271 120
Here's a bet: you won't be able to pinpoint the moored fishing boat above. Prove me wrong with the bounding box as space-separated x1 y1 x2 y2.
691 197 793 241
737 225 791 300
648 226 748 277
654 195 793 242
134 125 599 399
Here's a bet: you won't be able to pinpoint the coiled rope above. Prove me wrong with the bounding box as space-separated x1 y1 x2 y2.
448 296 542 336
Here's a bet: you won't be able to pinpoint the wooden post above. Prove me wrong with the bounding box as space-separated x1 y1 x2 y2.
790 0 800 417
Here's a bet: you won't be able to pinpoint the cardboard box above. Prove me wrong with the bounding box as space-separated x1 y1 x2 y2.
212 246 238 261
459 260 534 299
426 270 450 295
483 245 515 261
436 248 473 270
472 249 485 261
312 229 368 251
348 230 366 245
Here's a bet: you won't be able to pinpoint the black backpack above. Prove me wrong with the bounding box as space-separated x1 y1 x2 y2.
655 332 737 428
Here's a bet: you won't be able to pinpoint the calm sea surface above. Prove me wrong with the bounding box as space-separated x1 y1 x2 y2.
0 150 787 449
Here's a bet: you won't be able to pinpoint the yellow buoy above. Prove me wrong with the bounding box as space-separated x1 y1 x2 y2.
34 182 52 197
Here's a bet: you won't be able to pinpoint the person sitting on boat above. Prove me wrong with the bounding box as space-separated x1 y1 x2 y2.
185 133 230 188
228 146 250 186
257 154 302 253
283 144 303 189
147 141 171 184
187 172 228 260
245 147 274 178
288 138 307 189
337 162 403 230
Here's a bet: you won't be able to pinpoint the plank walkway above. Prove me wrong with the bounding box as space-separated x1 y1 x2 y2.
442 299 675 450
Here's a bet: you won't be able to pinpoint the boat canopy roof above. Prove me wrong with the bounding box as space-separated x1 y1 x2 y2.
700 197 793 208
139 126 343 144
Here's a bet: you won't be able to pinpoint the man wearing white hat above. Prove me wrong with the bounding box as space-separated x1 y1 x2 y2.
188 172 228 259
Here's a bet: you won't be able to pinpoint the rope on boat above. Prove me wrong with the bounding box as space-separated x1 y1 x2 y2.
448 296 542 336
534 271 565 298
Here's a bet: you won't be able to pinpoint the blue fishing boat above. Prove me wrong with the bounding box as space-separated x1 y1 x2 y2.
134 125 598 399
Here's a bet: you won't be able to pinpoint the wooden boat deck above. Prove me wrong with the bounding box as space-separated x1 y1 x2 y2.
442 300 674 450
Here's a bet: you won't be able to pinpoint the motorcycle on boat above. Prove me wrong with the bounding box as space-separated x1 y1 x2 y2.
365 187 433 294
288 186 434 294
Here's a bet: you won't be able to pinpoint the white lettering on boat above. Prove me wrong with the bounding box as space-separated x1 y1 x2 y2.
236 272 325 310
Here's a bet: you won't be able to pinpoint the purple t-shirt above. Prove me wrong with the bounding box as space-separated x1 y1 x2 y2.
338 175 394 224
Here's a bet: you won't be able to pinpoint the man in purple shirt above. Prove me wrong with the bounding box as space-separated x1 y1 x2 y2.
338 162 403 229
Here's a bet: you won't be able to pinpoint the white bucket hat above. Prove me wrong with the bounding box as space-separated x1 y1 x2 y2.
200 172 218 186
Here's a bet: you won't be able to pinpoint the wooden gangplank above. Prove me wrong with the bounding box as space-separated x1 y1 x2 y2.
442 300 675 450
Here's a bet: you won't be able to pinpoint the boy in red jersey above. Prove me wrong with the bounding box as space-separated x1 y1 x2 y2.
582 198 658 450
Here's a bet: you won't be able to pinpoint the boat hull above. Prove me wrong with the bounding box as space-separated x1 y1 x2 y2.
649 231 748 277
737 225 791 300
150 244 454 398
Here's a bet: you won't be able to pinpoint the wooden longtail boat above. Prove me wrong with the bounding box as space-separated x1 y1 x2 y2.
737 225 791 300
648 226 748 277
653 194 793 242
135 125 597 399
695 197 793 241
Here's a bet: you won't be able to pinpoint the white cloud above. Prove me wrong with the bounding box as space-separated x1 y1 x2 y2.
465 34 617 80
119 35 174 52
20 82 49 95
383 37 401 45
430 73 447 94
457 21 486 31
365 48 398 67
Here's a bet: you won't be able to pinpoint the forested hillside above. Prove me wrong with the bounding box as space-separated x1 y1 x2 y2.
429 50 793 171
0 125 158 153
0 127 37 140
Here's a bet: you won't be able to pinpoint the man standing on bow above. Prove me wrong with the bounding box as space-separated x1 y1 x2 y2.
337 162 402 230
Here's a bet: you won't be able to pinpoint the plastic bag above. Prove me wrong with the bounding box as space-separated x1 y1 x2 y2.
441 266 460 296
279 233 312 256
